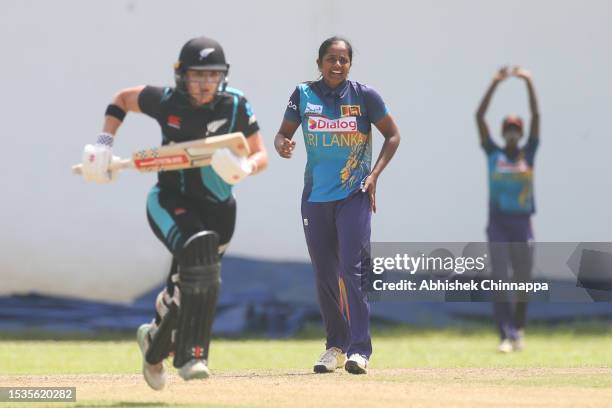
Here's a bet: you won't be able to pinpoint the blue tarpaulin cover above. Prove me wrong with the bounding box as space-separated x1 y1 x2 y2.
1 257 611 336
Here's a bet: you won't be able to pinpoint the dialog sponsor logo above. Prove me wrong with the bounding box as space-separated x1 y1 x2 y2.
307 116 357 132
496 157 530 173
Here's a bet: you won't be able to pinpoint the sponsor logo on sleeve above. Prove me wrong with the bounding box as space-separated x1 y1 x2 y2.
307 116 357 132
287 100 297 111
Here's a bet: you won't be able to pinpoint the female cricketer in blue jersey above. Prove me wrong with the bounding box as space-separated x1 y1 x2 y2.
274 37 400 374
476 66 540 353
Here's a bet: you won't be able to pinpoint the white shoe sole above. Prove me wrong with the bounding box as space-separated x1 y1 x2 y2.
137 324 166 390
178 361 211 381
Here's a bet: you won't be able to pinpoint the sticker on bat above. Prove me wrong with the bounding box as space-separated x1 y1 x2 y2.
134 155 189 169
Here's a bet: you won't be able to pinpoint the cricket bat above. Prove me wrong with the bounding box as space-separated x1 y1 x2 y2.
72 132 249 174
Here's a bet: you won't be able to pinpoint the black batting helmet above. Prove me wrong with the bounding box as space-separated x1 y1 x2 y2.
174 36 230 93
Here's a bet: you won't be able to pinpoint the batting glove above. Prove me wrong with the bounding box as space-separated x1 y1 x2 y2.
81 133 120 184
210 148 253 185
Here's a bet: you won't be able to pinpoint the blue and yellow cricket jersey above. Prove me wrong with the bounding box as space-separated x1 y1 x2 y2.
483 138 539 214
284 79 389 202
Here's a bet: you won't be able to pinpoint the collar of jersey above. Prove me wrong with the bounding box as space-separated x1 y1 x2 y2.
316 79 349 98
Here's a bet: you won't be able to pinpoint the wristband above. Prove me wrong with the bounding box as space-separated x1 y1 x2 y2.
105 104 127 121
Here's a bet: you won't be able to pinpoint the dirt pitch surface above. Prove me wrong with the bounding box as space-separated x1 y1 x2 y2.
2 368 612 407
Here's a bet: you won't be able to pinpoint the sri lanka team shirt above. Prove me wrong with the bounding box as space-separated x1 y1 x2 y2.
284 79 389 202
482 138 539 215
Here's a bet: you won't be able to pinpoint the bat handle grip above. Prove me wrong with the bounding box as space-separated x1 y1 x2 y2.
71 158 133 175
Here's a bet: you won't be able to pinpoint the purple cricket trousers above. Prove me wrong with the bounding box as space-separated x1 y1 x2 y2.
487 213 534 340
301 189 372 358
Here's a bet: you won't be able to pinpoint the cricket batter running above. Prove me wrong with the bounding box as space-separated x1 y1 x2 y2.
78 36 268 389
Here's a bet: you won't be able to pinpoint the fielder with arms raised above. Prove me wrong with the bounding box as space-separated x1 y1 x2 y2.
476 66 539 353
79 36 268 389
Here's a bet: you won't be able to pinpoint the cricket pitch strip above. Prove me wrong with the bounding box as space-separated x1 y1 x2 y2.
2 368 612 408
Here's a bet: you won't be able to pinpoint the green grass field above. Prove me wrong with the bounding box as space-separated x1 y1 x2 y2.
2 323 612 407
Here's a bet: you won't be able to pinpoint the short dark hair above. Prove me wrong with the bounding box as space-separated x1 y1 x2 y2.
318 36 353 63
502 115 524 131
